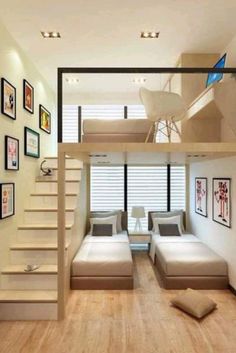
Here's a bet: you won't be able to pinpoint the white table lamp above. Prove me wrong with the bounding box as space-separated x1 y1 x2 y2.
131 206 145 232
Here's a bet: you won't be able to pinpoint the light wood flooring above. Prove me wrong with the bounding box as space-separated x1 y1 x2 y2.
0 252 236 353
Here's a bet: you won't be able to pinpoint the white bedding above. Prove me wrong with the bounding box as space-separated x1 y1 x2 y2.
149 232 201 262
72 242 133 277
83 230 129 244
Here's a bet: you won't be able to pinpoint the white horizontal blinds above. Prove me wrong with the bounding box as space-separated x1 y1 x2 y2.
82 105 124 119
62 105 78 142
127 166 168 230
127 105 146 119
90 166 124 211
170 166 186 211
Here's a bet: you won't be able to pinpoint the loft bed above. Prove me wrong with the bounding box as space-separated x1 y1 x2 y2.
56 66 236 320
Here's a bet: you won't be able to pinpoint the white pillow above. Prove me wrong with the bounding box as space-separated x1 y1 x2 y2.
90 215 117 235
153 215 182 235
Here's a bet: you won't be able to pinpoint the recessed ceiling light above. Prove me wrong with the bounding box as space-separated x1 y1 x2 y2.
41 31 61 38
133 77 146 84
141 31 159 39
65 78 79 84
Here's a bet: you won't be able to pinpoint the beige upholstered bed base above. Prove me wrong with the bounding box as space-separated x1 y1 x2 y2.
154 255 228 290
71 276 133 290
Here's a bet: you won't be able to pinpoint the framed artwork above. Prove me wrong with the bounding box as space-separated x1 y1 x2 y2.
24 127 40 158
39 105 51 134
1 78 16 120
0 183 15 219
195 177 207 217
213 178 231 228
5 136 19 170
23 79 34 114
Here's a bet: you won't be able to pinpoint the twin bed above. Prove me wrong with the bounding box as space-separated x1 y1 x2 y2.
71 212 133 289
71 210 228 290
148 212 228 289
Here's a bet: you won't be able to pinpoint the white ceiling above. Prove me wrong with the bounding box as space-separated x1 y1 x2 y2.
1 0 236 94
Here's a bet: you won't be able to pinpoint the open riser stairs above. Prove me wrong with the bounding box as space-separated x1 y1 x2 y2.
0 157 82 320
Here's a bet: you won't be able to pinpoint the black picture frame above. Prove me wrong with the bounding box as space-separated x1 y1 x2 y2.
24 127 40 158
0 183 15 219
195 177 208 218
212 178 231 228
23 79 34 114
39 104 51 134
1 78 16 120
5 135 19 171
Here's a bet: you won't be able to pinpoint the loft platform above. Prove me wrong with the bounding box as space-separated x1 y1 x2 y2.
58 142 236 165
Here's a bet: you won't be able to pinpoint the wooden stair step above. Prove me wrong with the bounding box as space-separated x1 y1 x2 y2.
52 167 81 170
2 265 57 275
24 208 75 212
30 192 77 196
35 178 80 183
0 290 57 303
10 242 69 250
18 224 73 230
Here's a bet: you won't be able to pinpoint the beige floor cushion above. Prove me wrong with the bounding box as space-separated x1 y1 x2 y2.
171 288 217 319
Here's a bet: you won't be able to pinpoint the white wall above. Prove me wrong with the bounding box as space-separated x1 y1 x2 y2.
0 21 56 283
189 156 236 289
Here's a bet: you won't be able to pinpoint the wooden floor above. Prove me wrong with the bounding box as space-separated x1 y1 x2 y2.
0 252 236 353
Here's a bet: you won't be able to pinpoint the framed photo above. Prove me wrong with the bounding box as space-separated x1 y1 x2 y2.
213 178 231 228
5 136 19 170
0 183 15 219
1 78 16 120
24 127 40 158
23 79 34 114
39 105 51 134
195 177 207 217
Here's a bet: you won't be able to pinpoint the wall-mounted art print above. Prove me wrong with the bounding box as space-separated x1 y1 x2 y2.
0 183 15 219
195 177 207 217
213 178 231 228
23 79 34 114
1 78 16 120
39 105 51 134
24 127 40 158
5 136 19 170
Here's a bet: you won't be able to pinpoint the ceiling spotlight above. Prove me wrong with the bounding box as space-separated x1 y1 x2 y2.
41 31 61 38
65 78 79 84
133 77 146 84
141 31 159 39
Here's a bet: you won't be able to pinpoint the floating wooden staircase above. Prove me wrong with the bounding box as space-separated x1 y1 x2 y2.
0 157 82 320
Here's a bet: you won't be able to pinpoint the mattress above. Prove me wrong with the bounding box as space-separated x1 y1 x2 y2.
83 230 129 244
83 119 151 134
72 241 133 277
149 233 200 262
156 242 228 277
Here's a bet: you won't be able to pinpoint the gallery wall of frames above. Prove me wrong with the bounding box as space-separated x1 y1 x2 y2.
195 177 231 228
0 77 52 220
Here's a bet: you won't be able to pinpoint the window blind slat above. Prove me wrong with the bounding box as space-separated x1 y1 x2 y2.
127 166 168 230
170 166 186 211
90 166 124 211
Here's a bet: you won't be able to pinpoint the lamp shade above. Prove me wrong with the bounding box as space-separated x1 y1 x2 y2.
131 206 145 219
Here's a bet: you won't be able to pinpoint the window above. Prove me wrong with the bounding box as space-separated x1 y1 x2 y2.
62 105 78 142
127 105 146 119
170 166 186 211
127 166 168 229
82 105 124 119
90 166 124 211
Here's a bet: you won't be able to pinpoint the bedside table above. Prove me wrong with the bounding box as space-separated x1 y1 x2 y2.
128 230 151 251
